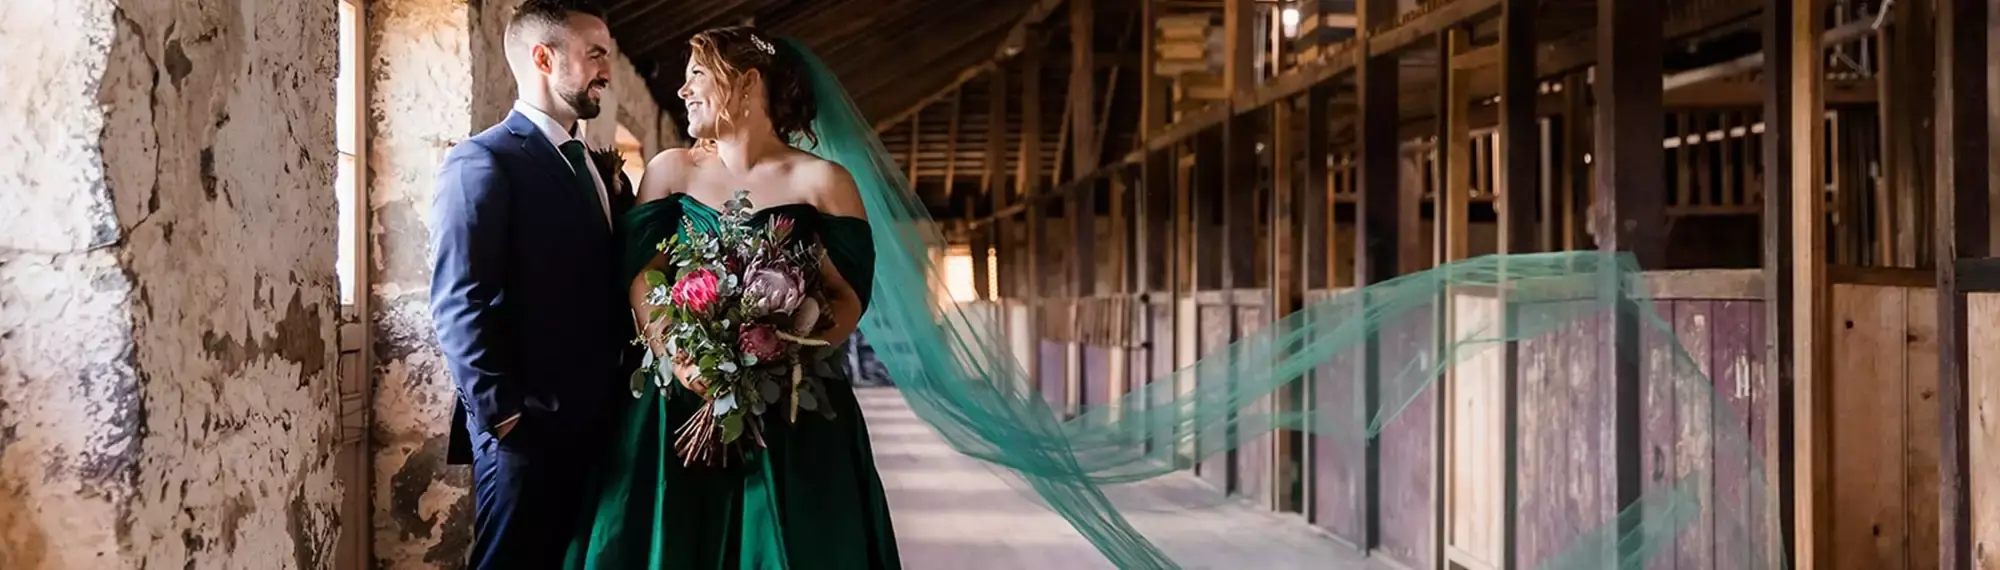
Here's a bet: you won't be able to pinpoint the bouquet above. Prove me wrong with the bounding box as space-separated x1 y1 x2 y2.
631 189 839 467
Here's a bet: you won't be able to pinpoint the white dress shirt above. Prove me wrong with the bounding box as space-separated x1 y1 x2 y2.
513 99 612 226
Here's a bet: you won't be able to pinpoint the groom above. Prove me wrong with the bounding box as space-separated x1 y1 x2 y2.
428 1 632 567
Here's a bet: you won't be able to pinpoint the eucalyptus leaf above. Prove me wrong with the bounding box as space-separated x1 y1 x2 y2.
721 413 743 443
645 270 668 287
759 379 780 402
797 391 819 411
627 368 646 399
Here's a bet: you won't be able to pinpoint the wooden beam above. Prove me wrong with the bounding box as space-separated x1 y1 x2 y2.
1067 0 1097 416
875 63 997 133
851 5 1023 122
1495 1 1535 565
1091 13 1136 168
1882 0 1935 268
1139 0 1168 144
1538 0 1762 78
1071 0 1099 172
1296 85 1331 521
1497 5 1536 256
1366 0 1502 57
1303 87 1332 290
871 0 1065 132
963 0 1758 232
1440 29 1471 264
987 69 1011 299
1354 0 1401 551
1268 94 1301 513
1661 18 1878 92
964 83 989 299
1595 0 1664 564
1561 73 1586 252
1757 0 1796 565
1224 0 1257 97
906 111 922 186
1787 0 1829 566
1434 26 1470 570
1020 34 1045 309
997 0 1067 64
1935 0 1990 567
943 86 964 200
1450 43 1498 70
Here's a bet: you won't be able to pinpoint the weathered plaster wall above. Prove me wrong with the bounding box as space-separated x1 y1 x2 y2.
1 0 342 568
364 0 670 566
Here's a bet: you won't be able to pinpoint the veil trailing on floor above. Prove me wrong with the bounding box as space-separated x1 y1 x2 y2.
778 36 1784 570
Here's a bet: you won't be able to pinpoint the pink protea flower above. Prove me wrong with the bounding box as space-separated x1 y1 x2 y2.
670 269 722 315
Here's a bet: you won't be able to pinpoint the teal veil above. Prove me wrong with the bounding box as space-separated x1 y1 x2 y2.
778 36 1784 570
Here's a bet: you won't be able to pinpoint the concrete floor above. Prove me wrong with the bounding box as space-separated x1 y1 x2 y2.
857 388 1366 570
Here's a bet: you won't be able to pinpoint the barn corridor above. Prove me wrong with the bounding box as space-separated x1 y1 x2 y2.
856 388 1360 569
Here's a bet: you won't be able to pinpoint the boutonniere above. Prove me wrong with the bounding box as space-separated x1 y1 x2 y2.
587 146 627 195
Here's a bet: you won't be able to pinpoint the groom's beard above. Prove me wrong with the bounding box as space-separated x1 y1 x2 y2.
561 82 606 120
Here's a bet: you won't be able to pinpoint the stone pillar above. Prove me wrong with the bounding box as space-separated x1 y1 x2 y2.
0 1 342 568
364 0 490 565
363 0 669 566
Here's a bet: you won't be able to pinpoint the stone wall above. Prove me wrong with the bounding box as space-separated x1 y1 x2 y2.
0 0 342 568
364 0 673 567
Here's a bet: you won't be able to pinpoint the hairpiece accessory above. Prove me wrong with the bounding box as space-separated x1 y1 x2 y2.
749 34 776 55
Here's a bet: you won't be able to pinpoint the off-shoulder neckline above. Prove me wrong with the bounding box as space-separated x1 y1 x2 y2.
664 192 866 224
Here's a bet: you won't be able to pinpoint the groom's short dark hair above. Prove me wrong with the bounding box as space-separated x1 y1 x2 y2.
507 0 607 50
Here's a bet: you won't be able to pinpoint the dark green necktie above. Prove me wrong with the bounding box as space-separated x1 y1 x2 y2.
556 140 598 196
557 140 607 226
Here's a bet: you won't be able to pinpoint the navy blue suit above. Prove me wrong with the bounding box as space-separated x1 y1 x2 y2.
428 110 633 569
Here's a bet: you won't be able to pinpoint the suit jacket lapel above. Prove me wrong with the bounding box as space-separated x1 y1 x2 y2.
503 111 610 235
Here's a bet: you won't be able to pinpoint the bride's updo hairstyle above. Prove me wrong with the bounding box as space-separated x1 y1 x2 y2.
687 26 819 148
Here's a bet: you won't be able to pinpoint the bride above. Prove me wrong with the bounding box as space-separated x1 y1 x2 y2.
563 26 901 568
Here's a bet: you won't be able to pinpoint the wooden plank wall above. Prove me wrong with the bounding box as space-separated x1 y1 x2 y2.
1513 296 1616 568
1966 294 2000 570
1482 271 1950 569
1448 290 1507 568
1824 277 1941 570
1375 301 1439 567
1639 298 1769 570
1509 294 1770 569
1237 302 1273 508
1195 299 1236 491
1306 287 1366 545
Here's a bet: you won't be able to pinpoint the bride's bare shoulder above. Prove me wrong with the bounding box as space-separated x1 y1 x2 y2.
637 148 704 203
789 154 865 220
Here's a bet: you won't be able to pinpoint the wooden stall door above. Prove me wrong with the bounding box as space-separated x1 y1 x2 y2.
1445 290 1505 569
1826 282 1941 570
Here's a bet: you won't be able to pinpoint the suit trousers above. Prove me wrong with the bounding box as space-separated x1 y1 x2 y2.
466 414 589 570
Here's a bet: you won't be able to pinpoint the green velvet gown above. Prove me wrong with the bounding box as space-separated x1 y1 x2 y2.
564 193 902 569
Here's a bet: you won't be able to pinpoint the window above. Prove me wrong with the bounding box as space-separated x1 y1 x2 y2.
334 0 366 305
941 245 979 303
